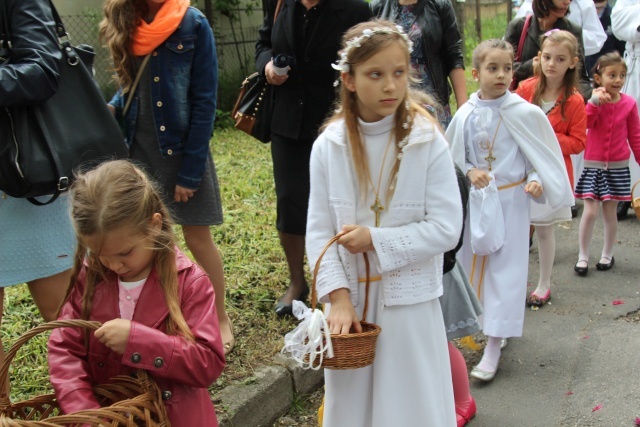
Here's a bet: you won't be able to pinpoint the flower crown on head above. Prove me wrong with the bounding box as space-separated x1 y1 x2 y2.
331 25 414 75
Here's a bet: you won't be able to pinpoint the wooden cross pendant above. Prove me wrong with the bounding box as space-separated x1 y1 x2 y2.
484 153 496 171
370 197 384 227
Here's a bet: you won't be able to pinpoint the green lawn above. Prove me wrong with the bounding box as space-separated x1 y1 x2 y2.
2 11 511 408
2 129 295 404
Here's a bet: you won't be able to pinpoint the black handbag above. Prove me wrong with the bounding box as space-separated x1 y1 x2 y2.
231 72 272 143
0 0 128 205
231 0 283 144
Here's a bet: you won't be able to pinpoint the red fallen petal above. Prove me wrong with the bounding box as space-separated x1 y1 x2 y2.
635 417 640 426
581 335 590 340
592 405 602 412
564 391 573 396
612 300 624 305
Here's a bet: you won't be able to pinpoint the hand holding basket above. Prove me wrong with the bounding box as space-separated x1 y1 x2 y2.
308 236 382 370
0 319 170 426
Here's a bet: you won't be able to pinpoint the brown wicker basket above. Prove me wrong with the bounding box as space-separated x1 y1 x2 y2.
309 235 382 370
0 319 170 426
632 180 640 221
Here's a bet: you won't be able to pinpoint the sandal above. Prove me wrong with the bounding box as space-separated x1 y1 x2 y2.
223 318 235 356
526 290 551 307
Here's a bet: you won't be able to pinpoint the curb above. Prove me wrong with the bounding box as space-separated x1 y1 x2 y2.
218 355 324 427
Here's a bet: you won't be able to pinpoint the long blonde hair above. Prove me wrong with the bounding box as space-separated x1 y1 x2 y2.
99 0 149 93
64 160 195 342
323 20 437 204
533 30 580 119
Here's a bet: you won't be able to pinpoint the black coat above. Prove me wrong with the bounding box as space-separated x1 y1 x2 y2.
443 165 468 274
505 16 592 100
255 0 372 141
371 0 465 108
1 0 61 107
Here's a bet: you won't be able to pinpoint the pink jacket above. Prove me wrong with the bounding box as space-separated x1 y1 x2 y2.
585 93 640 166
48 250 225 427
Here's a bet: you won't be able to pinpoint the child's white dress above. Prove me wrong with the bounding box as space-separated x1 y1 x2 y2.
446 91 574 338
308 114 459 427
459 93 536 338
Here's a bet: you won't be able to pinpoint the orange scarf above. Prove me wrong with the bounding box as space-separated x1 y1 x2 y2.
131 0 190 56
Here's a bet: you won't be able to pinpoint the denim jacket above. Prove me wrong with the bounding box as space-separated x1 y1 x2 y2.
109 7 217 189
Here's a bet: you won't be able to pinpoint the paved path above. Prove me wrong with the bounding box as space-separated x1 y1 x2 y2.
273 208 640 427
470 209 640 427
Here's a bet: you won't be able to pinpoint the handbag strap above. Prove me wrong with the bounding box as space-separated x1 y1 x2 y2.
274 0 284 22
26 104 71 206
123 53 152 117
0 0 9 48
515 14 532 62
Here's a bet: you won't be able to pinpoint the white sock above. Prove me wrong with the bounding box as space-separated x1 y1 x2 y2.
476 336 502 373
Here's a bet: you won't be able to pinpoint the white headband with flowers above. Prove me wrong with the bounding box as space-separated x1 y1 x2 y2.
330 26 416 190
331 25 414 76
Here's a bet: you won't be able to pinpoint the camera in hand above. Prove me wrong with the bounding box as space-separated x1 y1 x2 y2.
272 54 291 76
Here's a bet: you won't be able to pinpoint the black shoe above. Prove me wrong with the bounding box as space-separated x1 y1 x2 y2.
529 225 535 248
274 286 309 318
617 201 631 220
571 205 578 218
574 260 588 276
596 256 615 271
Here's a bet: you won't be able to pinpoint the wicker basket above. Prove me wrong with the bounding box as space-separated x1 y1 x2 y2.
309 235 382 370
632 180 640 221
0 319 170 426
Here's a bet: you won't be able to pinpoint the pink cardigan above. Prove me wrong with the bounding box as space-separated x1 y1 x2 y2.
585 93 640 166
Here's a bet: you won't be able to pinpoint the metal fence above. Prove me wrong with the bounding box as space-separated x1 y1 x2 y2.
61 9 263 110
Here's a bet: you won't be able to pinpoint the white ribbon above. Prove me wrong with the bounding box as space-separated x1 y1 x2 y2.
281 300 334 370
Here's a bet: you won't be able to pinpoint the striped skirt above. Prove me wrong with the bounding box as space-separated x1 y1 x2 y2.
574 167 631 201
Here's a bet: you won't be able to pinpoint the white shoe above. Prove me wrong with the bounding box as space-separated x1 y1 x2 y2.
470 364 498 381
500 338 508 350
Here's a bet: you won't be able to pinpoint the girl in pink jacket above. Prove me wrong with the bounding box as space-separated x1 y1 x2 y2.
574 52 640 275
47 160 226 427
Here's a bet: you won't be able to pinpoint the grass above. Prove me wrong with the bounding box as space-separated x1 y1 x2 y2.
1 129 300 407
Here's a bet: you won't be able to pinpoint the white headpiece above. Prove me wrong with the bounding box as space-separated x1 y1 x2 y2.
331 25 414 76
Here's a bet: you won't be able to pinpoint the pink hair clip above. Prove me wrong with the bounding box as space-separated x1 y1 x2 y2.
543 28 561 37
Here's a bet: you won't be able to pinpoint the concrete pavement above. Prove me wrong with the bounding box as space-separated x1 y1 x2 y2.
218 207 640 427
470 209 640 426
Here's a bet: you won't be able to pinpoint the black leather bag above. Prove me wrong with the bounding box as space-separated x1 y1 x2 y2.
231 72 272 143
0 0 128 205
231 0 283 144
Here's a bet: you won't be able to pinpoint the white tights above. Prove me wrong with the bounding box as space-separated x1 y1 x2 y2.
533 224 555 296
578 199 618 265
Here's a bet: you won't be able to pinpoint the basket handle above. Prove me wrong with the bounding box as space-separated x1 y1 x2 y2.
632 179 640 199
311 235 372 322
0 319 101 401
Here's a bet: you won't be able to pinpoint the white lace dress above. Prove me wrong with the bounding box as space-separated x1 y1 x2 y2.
320 115 456 427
